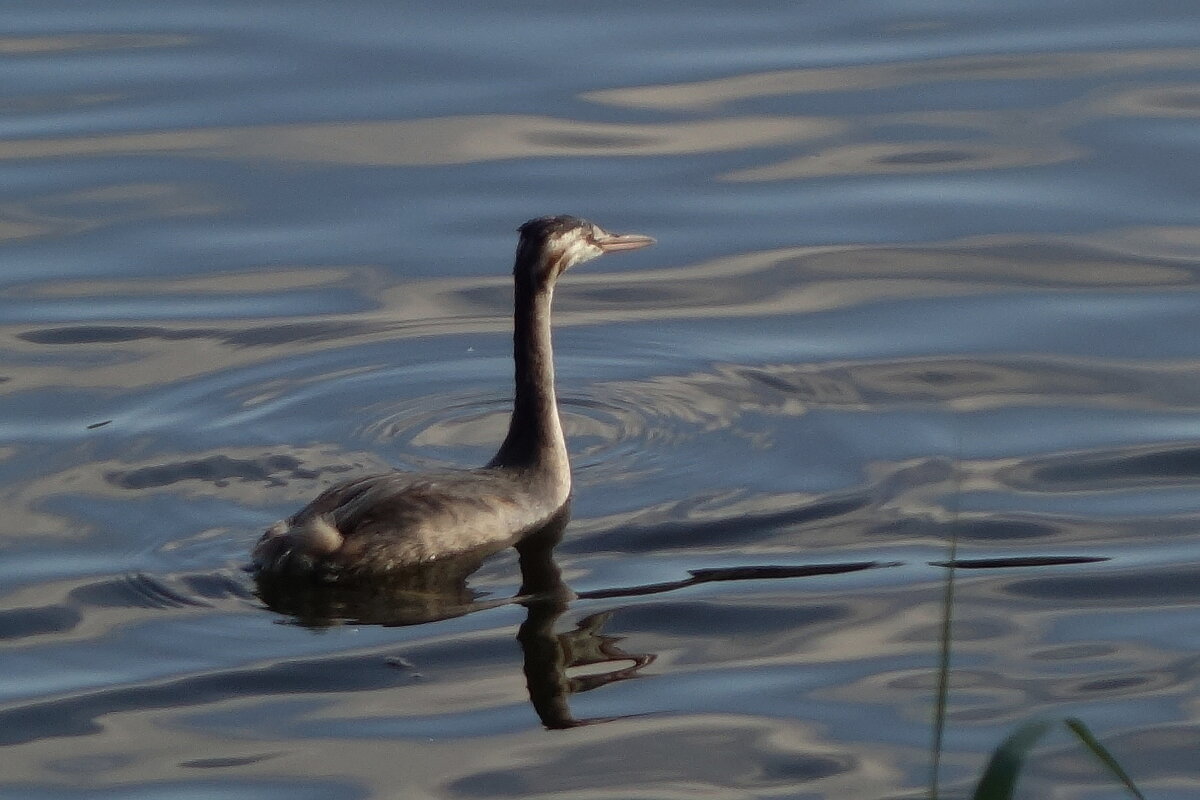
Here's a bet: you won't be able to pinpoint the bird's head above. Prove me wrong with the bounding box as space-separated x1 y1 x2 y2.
514 215 654 287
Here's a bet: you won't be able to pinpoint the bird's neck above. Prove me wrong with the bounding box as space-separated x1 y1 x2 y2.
490 280 570 484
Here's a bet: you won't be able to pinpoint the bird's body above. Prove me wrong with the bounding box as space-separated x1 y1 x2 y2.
252 216 653 581
257 467 566 578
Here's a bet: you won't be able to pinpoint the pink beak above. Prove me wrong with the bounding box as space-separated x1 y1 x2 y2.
595 231 656 253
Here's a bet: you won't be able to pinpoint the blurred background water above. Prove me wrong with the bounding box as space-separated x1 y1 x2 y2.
2 1 1200 798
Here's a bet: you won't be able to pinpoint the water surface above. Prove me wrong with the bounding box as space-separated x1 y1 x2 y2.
3 2 1200 798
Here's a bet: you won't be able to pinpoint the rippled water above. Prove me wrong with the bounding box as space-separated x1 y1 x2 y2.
3 2 1200 798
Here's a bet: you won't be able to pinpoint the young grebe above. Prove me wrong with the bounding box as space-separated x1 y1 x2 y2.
252 216 654 580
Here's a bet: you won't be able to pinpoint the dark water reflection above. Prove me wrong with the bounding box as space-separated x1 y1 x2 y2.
253 506 899 731
4 1 1200 798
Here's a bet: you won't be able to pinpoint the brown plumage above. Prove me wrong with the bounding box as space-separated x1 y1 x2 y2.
252 216 654 581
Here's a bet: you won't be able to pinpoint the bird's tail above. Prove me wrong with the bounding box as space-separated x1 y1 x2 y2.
252 515 343 577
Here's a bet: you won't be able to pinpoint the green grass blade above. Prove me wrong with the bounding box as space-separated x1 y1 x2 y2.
928 530 957 800
971 719 1053 800
930 442 964 800
1064 718 1146 800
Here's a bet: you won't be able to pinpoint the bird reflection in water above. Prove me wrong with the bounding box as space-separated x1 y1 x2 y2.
255 505 656 728
512 509 656 728
255 505 901 729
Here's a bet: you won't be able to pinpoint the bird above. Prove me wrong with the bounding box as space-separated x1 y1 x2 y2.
252 215 655 581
